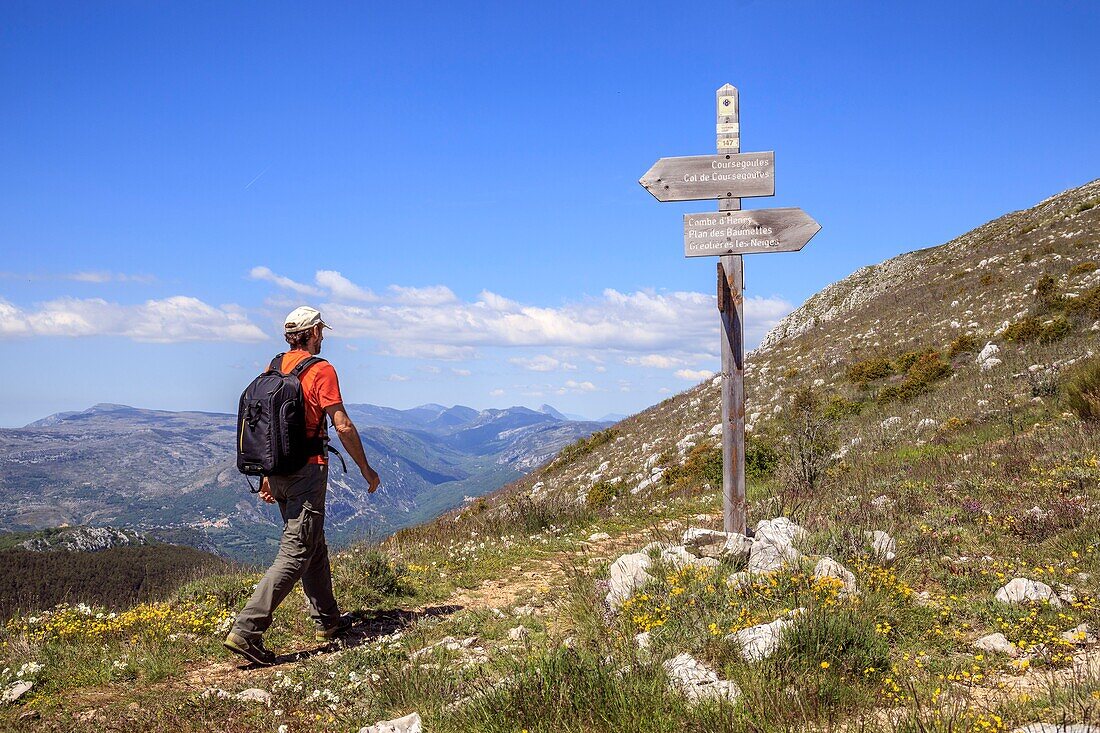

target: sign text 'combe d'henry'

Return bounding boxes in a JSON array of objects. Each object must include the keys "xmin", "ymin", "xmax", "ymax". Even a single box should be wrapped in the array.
[{"xmin": 682, "ymin": 208, "xmax": 821, "ymax": 257}]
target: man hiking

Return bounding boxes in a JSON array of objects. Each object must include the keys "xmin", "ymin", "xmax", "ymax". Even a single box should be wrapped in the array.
[{"xmin": 224, "ymin": 306, "xmax": 381, "ymax": 666}]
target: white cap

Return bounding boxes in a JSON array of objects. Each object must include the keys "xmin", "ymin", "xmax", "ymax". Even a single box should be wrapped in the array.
[{"xmin": 283, "ymin": 306, "xmax": 330, "ymax": 334}]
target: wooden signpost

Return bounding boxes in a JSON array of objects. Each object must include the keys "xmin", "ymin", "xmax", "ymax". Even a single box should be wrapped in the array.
[{"xmin": 640, "ymin": 84, "xmax": 821, "ymax": 535}]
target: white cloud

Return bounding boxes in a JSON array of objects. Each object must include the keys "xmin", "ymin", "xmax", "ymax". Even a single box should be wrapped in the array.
[
  {"xmin": 489, "ymin": 388, "xmax": 505, "ymax": 397},
  {"xmin": 315, "ymin": 270, "xmax": 377, "ymax": 302},
  {"xmin": 419, "ymin": 365, "xmax": 442, "ymax": 374},
  {"xmin": 675, "ymin": 368, "xmax": 716, "ymax": 381},
  {"xmin": 385, "ymin": 374, "xmax": 410, "ymax": 382},
  {"xmin": 509, "ymin": 355, "xmax": 578, "ymax": 372},
  {"xmin": 557, "ymin": 379, "xmax": 597, "ymax": 395},
  {"xmin": 625, "ymin": 354, "xmax": 685, "ymax": 369},
  {"xmin": 320, "ymin": 289, "xmax": 791, "ymax": 358},
  {"xmin": 249, "ymin": 266, "xmax": 323, "ymax": 296},
  {"xmin": 377, "ymin": 342, "xmax": 477, "ymax": 360},
  {"xmin": 248, "ymin": 273, "xmax": 795, "ymax": 363},
  {"xmin": 0, "ymin": 296, "xmax": 267, "ymax": 343},
  {"xmin": 67, "ymin": 271, "xmax": 157, "ymax": 284},
  {"xmin": 387, "ymin": 285, "xmax": 457, "ymax": 306},
  {"xmin": 451, "ymin": 368, "xmax": 472, "ymax": 377},
  {"xmin": 1, "ymin": 271, "xmax": 156, "ymax": 284}
]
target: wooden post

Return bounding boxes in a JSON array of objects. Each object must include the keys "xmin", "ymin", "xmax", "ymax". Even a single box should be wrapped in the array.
[{"xmin": 716, "ymin": 83, "xmax": 747, "ymax": 534}]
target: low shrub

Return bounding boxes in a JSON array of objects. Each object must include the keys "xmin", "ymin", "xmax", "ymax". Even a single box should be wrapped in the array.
[
  {"xmin": 1063, "ymin": 358, "xmax": 1100, "ymax": 421},
  {"xmin": 1065, "ymin": 284, "xmax": 1100, "ymax": 318},
  {"xmin": 585, "ymin": 480, "xmax": 619, "ymax": 510},
  {"xmin": 1069, "ymin": 261, "xmax": 1099, "ymax": 277},
  {"xmin": 333, "ymin": 548, "xmax": 411, "ymax": 607},
  {"xmin": 1035, "ymin": 274, "xmax": 1063, "ymax": 309},
  {"xmin": 745, "ymin": 438, "xmax": 780, "ymax": 478},
  {"xmin": 1039, "ymin": 315, "xmax": 1072, "ymax": 344},
  {"xmin": 1003, "ymin": 316, "xmax": 1041, "ymax": 343},
  {"xmin": 555, "ymin": 427, "xmax": 619, "ymax": 466},
  {"xmin": 878, "ymin": 350, "xmax": 953, "ymax": 403},
  {"xmin": 822, "ymin": 394, "xmax": 863, "ymax": 420},
  {"xmin": 662, "ymin": 443, "xmax": 722, "ymax": 491},
  {"xmin": 845, "ymin": 356, "xmax": 893, "ymax": 385},
  {"xmin": 946, "ymin": 333, "xmax": 979, "ymax": 358}
]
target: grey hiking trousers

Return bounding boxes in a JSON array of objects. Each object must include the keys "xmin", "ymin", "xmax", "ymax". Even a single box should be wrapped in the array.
[{"xmin": 232, "ymin": 463, "xmax": 341, "ymax": 641}]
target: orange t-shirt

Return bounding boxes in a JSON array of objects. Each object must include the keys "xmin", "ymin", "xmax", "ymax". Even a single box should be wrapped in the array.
[{"xmin": 278, "ymin": 350, "xmax": 343, "ymax": 465}]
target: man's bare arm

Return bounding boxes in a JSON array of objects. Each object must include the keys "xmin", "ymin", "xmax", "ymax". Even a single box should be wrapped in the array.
[{"xmin": 325, "ymin": 403, "xmax": 380, "ymax": 492}]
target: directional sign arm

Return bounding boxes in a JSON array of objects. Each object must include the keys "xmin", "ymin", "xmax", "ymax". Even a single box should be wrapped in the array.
[
  {"xmin": 638, "ymin": 151, "xmax": 775, "ymax": 202},
  {"xmin": 683, "ymin": 207, "xmax": 821, "ymax": 257}
]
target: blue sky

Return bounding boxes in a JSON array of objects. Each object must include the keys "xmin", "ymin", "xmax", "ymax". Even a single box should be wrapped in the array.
[{"xmin": 2, "ymin": 1, "xmax": 1098, "ymax": 426}]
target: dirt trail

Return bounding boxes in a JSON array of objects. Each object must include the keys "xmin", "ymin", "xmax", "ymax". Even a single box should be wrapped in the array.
[{"xmin": 177, "ymin": 523, "xmax": 670, "ymax": 693}]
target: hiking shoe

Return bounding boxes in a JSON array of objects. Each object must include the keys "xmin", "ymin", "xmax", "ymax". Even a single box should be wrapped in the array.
[
  {"xmin": 223, "ymin": 631, "xmax": 277, "ymax": 666},
  {"xmin": 315, "ymin": 613, "xmax": 355, "ymax": 641}
]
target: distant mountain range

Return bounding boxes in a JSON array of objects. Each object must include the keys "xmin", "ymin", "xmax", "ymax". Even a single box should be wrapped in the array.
[{"xmin": 0, "ymin": 402, "xmax": 611, "ymax": 563}]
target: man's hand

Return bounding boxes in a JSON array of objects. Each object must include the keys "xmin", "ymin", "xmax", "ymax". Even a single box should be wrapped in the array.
[
  {"xmin": 362, "ymin": 465, "xmax": 381, "ymax": 493},
  {"xmin": 258, "ymin": 477, "xmax": 275, "ymax": 504}
]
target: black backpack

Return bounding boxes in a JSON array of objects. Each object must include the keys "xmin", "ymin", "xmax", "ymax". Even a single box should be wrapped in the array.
[{"xmin": 236, "ymin": 353, "xmax": 327, "ymax": 484}]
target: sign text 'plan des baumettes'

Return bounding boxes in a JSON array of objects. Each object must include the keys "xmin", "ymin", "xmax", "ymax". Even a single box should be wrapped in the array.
[{"xmin": 683, "ymin": 207, "xmax": 821, "ymax": 257}]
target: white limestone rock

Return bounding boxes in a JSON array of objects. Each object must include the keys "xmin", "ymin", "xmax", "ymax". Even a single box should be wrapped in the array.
[
  {"xmin": 1061, "ymin": 623, "xmax": 1096, "ymax": 645},
  {"xmin": 727, "ymin": 613, "xmax": 799, "ymax": 662},
  {"xmin": 747, "ymin": 517, "xmax": 805, "ymax": 574},
  {"xmin": 587, "ymin": 532, "xmax": 611, "ymax": 542},
  {"xmin": 234, "ymin": 688, "xmax": 272, "ymax": 705},
  {"xmin": 1, "ymin": 681, "xmax": 33, "ymax": 705},
  {"xmin": 721, "ymin": 533, "xmax": 754, "ymax": 563},
  {"xmin": 814, "ymin": 557, "xmax": 859, "ymax": 598},
  {"xmin": 866, "ymin": 530, "xmax": 897, "ymax": 562},
  {"xmin": 606, "ymin": 552, "xmax": 654, "ymax": 608},
  {"xmin": 662, "ymin": 653, "xmax": 741, "ymax": 704},
  {"xmin": 995, "ymin": 578, "xmax": 1063, "ymax": 607},
  {"xmin": 1010, "ymin": 725, "xmax": 1100, "ymax": 733},
  {"xmin": 977, "ymin": 342, "xmax": 1001, "ymax": 369},
  {"xmin": 507, "ymin": 626, "xmax": 530, "ymax": 642},
  {"xmin": 727, "ymin": 571, "xmax": 753, "ymax": 590},
  {"xmin": 681, "ymin": 528, "xmax": 752, "ymax": 562},
  {"xmin": 360, "ymin": 712, "xmax": 423, "ymax": 733},
  {"xmin": 973, "ymin": 632, "xmax": 1018, "ymax": 658}
]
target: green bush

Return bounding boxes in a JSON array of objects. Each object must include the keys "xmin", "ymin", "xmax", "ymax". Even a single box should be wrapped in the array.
[
  {"xmin": 1069, "ymin": 261, "xmax": 1099, "ymax": 277},
  {"xmin": 877, "ymin": 350, "xmax": 953, "ymax": 404},
  {"xmin": 555, "ymin": 427, "xmax": 619, "ymax": 466},
  {"xmin": 1063, "ymin": 358, "xmax": 1100, "ymax": 422},
  {"xmin": 1003, "ymin": 316, "xmax": 1042, "ymax": 343},
  {"xmin": 1039, "ymin": 315, "xmax": 1072, "ymax": 344},
  {"xmin": 745, "ymin": 439, "xmax": 780, "ymax": 478},
  {"xmin": 845, "ymin": 356, "xmax": 894, "ymax": 385},
  {"xmin": 822, "ymin": 394, "xmax": 863, "ymax": 420},
  {"xmin": 585, "ymin": 480, "xmax": 619, "ymax": 510},
  {"xmin": 662, "ymin": 444, "xmax": 722, "ymax": 490},
  {"xmin": 1065, "ymin": 285, "xmax": 1100, "ymax": 318},
  {"xmin": 893, "ymin": 350, "xmax": 924, "ymax": 373},
  {"xmin": 1035, "ymin": 274, "xmax": 1062, "ymax": 309},
  {"xmin": 946, "ymin": 333, "xmax": 979, "ymax": 358}
]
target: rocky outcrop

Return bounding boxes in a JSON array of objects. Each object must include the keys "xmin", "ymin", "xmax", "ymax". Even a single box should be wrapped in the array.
[{"xmin": 662, "ymin": 653, "xmax": 741, "ymax": 704}]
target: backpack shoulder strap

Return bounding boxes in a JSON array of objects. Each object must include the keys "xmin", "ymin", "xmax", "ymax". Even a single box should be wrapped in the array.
[
  {"xmin": 268, "ymin": 353, "xmax": 286, "ymax": 374},
  {"xmin": 290, "ymin": 356, "xmax": 327, "ymax": 378}
]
